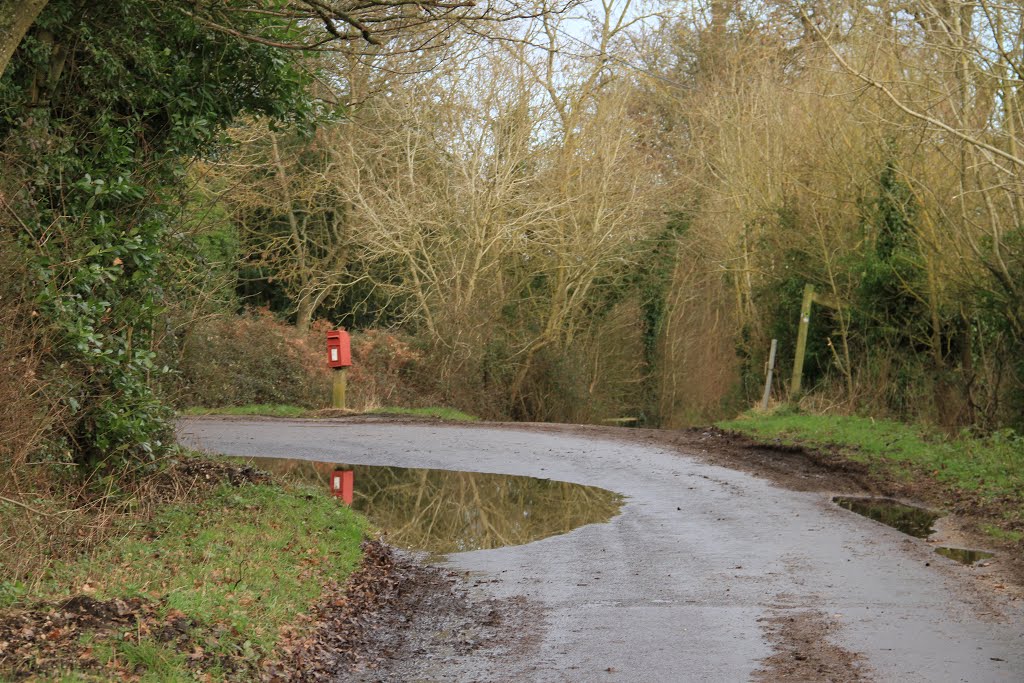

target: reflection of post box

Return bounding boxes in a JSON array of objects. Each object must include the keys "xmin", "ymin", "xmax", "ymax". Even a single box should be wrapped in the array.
[
  {"xmin": 326, "ymin": 329, "xmax": 351, "ymax": 368},
  {"xmin": 330, "ymin": 469, "xmax": 353, "ymax": 505}
]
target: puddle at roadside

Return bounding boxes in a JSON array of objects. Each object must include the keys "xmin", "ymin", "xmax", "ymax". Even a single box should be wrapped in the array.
[
  {"xmin": 832, "ymin": 496, "xmax": 939, "ymax": 538},
  {"xmin": 244, "ymin": 457, "xmax": 623, "ymax": 555},
  {"xmin": 935, "ymin": 547, "xmax": 994, "ymax": 565},
  {"xmin": 833, "ymin": 496, "xmax": 997, "ymax": 566}
]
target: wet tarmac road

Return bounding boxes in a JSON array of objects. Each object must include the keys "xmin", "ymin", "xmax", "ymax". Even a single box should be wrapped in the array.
[{"xmin": 178, "ymin": 418, "xmax": 1024, "ymax": 682}]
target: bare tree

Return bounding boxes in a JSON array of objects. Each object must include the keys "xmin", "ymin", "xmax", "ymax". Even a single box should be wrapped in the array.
[{"xmin": 332, "ymin": 15, "xmax": 664, "ymax": 416}]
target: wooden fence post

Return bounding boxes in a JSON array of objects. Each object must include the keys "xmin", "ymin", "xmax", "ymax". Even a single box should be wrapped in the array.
[
  {"xmin": 791, "ymin": 284, "xmax": 815, "ymax": 396},
  {"xmin": 761, "ymin": 338, "xmax": 778, "ymax": 410}
]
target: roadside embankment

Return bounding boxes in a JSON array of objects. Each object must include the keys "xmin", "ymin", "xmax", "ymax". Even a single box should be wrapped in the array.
[{"xmin": 0, "ymin": 454, "xmax": 367, "ymax": 681}]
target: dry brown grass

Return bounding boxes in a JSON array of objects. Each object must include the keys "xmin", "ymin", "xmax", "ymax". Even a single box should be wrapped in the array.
[
  {"xmin": 0, "ymin": 240, "xmax": 68, "ymax": 588},
  {"xmin": 1, "ymin": 471, "xmax": 142, "ymax": 590},
  {"xmin": 0, "ymin": 451, "xmax": 267, "ymax": 594},
  {"xmin": 0, "ymin": 248, "xmax": 54, "ymax": 470}
]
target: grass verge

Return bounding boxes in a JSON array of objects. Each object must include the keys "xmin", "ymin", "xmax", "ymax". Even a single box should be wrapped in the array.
[
  {"xmin": 369, "ymin": 406, "xmax": 479, "ymax": 422},
  {"xmin": 0, "ymin": 459, "xmax": 366, "ymax": 681},
  {"xmin": 719, "ymin": 410, "xmax": 1024, "ymax": 535},
  {"xmin": 180, "ymin": 404, "xmax": 309, "ymax": 418},
  {"xmin": 180, "ymin": 405, "xmax": 480, "ymax": 422}
]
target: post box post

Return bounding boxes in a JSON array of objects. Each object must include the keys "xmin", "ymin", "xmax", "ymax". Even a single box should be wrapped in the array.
[{"xmin": 332, "ymin": 367, "xmax": 348, "ymax": 410}]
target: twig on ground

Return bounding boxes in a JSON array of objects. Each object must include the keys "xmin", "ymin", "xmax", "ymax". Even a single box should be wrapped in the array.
[{"xmin": 0, "ymin": 494, "xmax": 67, "ymax": 518}]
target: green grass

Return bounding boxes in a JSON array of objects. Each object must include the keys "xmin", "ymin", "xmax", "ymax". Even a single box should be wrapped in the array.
[
  {"xmin": 982, "ymin": 524, "xmax": 1024, "ymax": 543},
  {"xmin": 117, "ymin": 639, "xmax": 185, "ymax": 679},
  {"xmin": 719, "ymin": 411, "xmax": 1024, "ymax": 521},
  {"xmin": 20, "ymin": 478, "xmax": 366, "ymax": 680},
  {"xmin": 370, "ymin": 406, "xmax": 479, "ymax": 421},
  {"xmin": 181, "ymin": 403, "xmax": 309, "ymax": 418}
]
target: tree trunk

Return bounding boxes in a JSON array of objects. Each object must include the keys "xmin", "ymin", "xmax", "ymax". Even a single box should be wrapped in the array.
[
  {"xmin": 0, "ymin": 0, "xmax": 49, "ymax": 80},
  {"xmin": 295, "ymin": 292, "xmax": 314, "ymax": 333}
]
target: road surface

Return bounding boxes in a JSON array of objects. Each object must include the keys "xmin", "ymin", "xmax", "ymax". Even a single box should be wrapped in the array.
[{"xmin": 178, "ymin": 417, "xmax": 1024, "ymax": 682}]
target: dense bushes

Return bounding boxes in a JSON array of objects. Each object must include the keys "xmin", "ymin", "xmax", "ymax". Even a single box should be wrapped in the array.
[
  {"xmin": 347, "ymin": 330, "xmax": 439, "ymax": 411},
  {"xmin": 0, "ymin": 0, "xmax": 315, "ymax": 467},
  {"xmin": 162, "ymin": 310, "xmax": 330, "ymax": 409}
]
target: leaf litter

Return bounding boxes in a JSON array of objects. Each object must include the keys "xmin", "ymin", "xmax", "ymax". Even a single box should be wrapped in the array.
[{"xmin": 265, "ymin": 539, "xmax": 536, "ymax": 682}]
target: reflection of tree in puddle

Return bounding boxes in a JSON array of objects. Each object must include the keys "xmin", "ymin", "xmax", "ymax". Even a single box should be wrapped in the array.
[
  {"xmin": 245, "ymin": 457, "xmax": 622, "ymax": 554},
  {"xmin": 833, "ymin": 496, "xmax": 938, "ymax": 538}
]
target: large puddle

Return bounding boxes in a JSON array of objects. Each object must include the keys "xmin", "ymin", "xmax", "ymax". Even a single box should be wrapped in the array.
[{"xmin": 243, "ymin": 457, "xmax": 623, "ymax": 555}]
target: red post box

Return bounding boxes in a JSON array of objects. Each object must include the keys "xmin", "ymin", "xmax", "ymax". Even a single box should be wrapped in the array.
[
  {"xmin": 326, "ymin": 329, "xmax": 352, "ymax": 368},
  {"xmin": 330, "ymin": 469, "xmax": 354, "ymax": 505}
]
